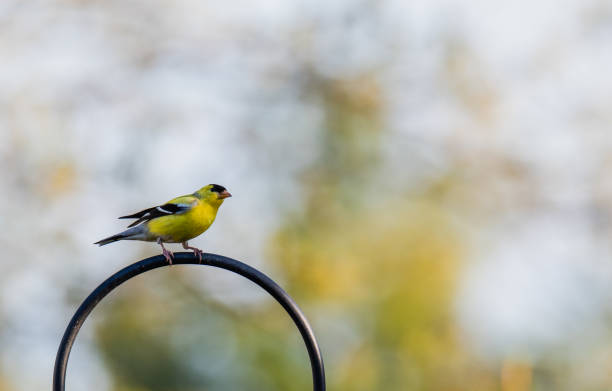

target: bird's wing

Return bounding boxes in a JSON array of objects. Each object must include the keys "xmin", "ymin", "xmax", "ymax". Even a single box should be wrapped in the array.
[{"xmin": 119, "ymin": 195, "xmax": 197, "ymax": 228}]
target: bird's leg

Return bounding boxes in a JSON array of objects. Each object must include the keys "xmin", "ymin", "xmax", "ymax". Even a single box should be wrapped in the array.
[
  {"xmin": 157, "ymin": 238, "xmax": 174, "ymax": 265},
  {"xmin": 182, "ymin": 241, "xmax": 203, "ymax": 264}
]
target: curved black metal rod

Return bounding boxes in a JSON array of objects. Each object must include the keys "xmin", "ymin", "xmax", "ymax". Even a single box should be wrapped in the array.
[{"xmin": 53, "ymin": 252, "xmax": 326, "ymax": 391}]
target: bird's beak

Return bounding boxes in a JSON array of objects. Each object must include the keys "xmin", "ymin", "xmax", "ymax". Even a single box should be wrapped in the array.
[{"xmin": 218, "ymin": 190, "xmax": 232, "ymax": 199}]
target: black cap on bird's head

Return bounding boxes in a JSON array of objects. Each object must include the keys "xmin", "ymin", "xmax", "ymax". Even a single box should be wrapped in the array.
[{"xmin": 210, "ymin": 184, "xmax": 232, "ymax": 199}]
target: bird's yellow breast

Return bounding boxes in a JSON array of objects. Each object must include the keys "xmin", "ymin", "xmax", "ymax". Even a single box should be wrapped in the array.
[{"xmin": 146, "ymin": 201, "xmax": 217, "ymax": 243}]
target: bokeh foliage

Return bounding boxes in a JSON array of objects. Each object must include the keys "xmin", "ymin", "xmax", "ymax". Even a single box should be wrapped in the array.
[{"xmin": 1, "ymin": 1, "xmax": 611, "ymax": 390}]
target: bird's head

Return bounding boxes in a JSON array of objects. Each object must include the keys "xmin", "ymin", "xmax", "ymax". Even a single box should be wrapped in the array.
[{"xmin": 196, "ymin": 184, "xmax": 232, "ymax": 206}]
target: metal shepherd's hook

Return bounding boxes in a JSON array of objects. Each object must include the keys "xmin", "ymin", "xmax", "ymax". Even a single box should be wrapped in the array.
[{"xmin": 53, "ymin": 252, "xmax": 326, "ymax": 391}]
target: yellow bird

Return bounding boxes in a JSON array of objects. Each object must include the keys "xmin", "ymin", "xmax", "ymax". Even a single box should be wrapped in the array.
[{"xmin": 95, "ymin": 184, "xmax": 231, "ymax": 264}]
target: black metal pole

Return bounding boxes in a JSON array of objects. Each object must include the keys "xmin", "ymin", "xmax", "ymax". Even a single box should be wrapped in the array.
[{"xmin": 53, "ymin": 252, "xmax": 325, "ymax": 391}]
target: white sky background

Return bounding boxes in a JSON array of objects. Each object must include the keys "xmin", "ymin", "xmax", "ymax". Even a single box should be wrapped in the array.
[{"xmin": 1, "ymin": 0, "xmax": 612, "ymax": 389}]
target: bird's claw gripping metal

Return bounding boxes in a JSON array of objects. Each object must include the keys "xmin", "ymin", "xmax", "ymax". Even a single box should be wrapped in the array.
[
  {"xmin": 192, "ymin": 248, "xmax": 203, "ymax": 264},
  {"xmin": 157, "ymin": 238, "xmax": 174, "ymax": 265},
  {"xmin": 162, "ymin": 247, "xmax": 174, "ymax": 265},
  {"xmin": 182, "ymin": 242, "xmax": 203, "ymax": 264}
]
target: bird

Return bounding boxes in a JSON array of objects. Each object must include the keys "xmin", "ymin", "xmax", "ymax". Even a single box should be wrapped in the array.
[{"xmin": 95, "ymin": 184, "xmax": 231, "ymax": 264}]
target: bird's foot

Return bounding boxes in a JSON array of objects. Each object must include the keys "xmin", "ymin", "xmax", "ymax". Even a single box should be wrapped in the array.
[
  {"xmin": 162, "ymin": 247, "xmax": 174, "ymax": 265},
  {"xmin": 192, "ymin": 248, "xmax": 203, "ymax": 264},
  {"xmin": 182, "ymin": 242, "xmax": 203, "ymax": 264},
  {"xmin": 158, "ymin": 238, "xmax": 174, "ymax": 265}
]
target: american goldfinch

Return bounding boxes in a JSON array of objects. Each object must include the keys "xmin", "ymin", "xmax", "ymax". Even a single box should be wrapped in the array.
[{"xmin": 95, "ymin": 184, "xmax": 231, "ymax": 264}]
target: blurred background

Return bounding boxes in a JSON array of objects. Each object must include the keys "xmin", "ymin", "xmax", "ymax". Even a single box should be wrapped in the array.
[{"xmin": 1, "ymin": 0, "xmax": 612, "ymax": 390}]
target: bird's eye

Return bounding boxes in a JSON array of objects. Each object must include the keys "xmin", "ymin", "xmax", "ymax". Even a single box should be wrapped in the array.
[{"xmin": 210, "ymin": 184, "xmax": 226, "ymax": 193}]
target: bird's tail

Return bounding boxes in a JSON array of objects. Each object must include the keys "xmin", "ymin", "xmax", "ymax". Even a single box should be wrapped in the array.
[
  {"xmin": 94, "ymin": 233, "xmax": 126, "ymax": 246},
  {"xmin": 95, "ymin": 226, "xmax": 146, "ymax": 246}
]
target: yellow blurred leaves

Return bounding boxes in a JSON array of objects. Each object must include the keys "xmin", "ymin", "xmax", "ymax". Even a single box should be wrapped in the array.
[
  {"xmin": 273, "ymin": 197, "xmax": 461, "ymax": 302},
  {"xmin": 43, "ymin": 162, "xmax": 77, "ymax": 198},
  {"xmin": 335, "ymin": 343, "xmax": 380, "ymax": 391},
  {"xmin": 270, "ymin": 191, "xmax": 498, "ymax": 389},
  {"xmin": 501, "ymin": 360, "xmax": 532, "ymax": 391}
]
